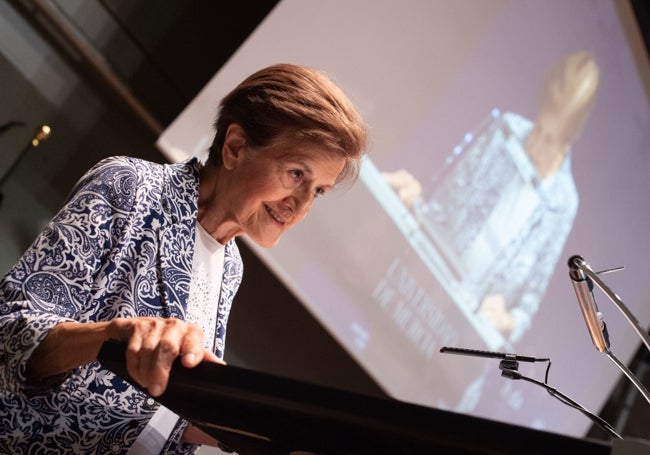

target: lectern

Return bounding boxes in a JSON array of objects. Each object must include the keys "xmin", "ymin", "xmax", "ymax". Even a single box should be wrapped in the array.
[{"xmin": 97, "ymin": 341, "xmax": 611, "ymax": 454}]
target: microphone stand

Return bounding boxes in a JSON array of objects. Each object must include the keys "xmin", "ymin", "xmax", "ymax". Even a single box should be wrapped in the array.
[
  {"xmin": 441, "ymin": 347, "xmax": 623, "ymax": 440},
  {"xmin": 569, "ymin": 256, "xmax": 650, "ymax": 407},
  {"xmin": 498, "ymin": 358, "xmax": 622, "ymax": 440}
]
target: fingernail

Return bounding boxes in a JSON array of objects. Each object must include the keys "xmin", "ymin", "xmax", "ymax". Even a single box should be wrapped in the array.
[
  {"xmin": 149, "ymin": 384, "xmax": 162, "ymax": 397},
  {"xmin": 184, "ymin": 353, "xmax": 196, "ymax": 364}
]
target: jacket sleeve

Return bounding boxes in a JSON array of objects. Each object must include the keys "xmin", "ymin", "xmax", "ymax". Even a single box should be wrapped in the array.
[{"xmin": 0, "ymin": 156, "xmax": 138, "ymax": 396}]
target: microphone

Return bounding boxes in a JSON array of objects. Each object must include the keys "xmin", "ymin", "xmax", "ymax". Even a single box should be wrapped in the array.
[
  {"xmin": 568, "ymin": 255, "xmax": 609, "ymax": 352},
  {"xmin": 439, "ymin": 346, "xmax": 547, "ymax": 363},
  {"xmin": 440, "ymin": 347, "xmax": 551, "ymax": 381}
]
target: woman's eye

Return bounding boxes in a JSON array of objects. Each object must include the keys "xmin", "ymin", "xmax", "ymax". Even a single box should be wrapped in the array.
[
  {"xmin": 314, "ymin": 188, "xmax": 326, "ymax": 198},
  {"xmin": 289, "ymin": 169, "xmax": 303, "ymax": 181}
]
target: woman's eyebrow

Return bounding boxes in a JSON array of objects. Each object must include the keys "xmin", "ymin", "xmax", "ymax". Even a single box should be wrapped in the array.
[{"xmin": 293, "ymin": 160, "xmax": 313, "ymax": 175}]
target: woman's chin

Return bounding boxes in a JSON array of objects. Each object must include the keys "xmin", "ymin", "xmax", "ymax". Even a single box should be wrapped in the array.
[{"xmin": 249, "ymin": 233, "xmax": 282, "ymax": 249}]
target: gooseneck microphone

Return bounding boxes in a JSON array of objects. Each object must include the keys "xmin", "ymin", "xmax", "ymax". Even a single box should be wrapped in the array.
[
  {"xmin": 439, "ymin": 345, "xmax": 622, "ymax": 439},
  {"xmin": 566, "ymin": 255, "xmax": 650, "ymax": 408},
  {"xmin": 439, "ymin": 346, "xmax": 547, "ymax": 363},
  {"xmin": 567, "ymin": 255, "xmax": 609, "ymax": 352}
]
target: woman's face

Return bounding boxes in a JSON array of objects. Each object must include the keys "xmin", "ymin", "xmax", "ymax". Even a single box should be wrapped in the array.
[{"xmin": 227, "ymin": 141, "xmax": 346, "ymax": 248}]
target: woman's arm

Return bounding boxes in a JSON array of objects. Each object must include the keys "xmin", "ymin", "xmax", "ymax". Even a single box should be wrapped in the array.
[{"xmin": 26, "ymin": 317, "xmax": 223, "ymax": 397}]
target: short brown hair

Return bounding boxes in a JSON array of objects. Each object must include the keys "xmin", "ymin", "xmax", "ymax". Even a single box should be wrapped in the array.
[{"xmin": 208, "ymin": 63, "xmax": 368, "ymax": 185}]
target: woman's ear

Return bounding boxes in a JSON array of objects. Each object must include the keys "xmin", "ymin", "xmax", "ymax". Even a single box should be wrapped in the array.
[{"xmin": 222, "ymin": 124, "xmax": 247, "ymax": 170}]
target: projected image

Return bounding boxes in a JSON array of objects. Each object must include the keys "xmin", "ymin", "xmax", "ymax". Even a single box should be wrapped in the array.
[
  {"xmin": 157, "ymin": 0, "xmax": 650, "ymax": 440},
  {"xmin": 373, "ymin": 51, "xmax": 600, "ymax": 347}
]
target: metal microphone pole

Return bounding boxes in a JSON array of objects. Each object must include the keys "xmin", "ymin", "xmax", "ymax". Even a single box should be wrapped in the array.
[{"xmin": 568, "ymin": 255, "xmax": 650, "ymax": 406}]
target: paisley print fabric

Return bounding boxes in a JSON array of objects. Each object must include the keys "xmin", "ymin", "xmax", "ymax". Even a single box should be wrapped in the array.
[{"xmin": 0, "ymin": 156, "xmax": 243, "ymax": 454}]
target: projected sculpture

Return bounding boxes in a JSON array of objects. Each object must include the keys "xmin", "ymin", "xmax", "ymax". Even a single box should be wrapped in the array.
[{"xmin": 383, "ymin": 51, "xmax": 600, "ymax": 343}]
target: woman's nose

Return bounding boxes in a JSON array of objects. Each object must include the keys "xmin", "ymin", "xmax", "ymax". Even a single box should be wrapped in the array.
[{"xmin": 291, "ymin": 186, "xmax": 314, "ymax": 215}]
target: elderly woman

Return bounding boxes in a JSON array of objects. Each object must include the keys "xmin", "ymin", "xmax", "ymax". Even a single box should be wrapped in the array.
[{"xmin": 0, "ymin": 63, "xmax": 367, "ymax": 454}]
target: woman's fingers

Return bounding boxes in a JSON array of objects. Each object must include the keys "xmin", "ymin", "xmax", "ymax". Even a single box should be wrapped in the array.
[
  {"xmin": 200, "ymin": 349, "xmax": 226, "ymax": 365},
  {"xmin": 178, "ymin": 325, "xmax": 205, "ymax": 368},
  {"xmin": 140, "ymin": 321, "xmax": 185, "ymax": 397},
  {"xmin": 109, "ymin": 317, "xmax": 207, "ymax": 397}
]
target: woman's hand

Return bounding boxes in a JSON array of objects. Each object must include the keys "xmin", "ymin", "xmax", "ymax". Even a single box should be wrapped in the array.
[
  {"xmin": 106, "ymin": 317, "xmax": 225, "ymax": 397},
  {"xmin": 382, "ymin": 169, "xmax": 423, "ymax": 206},
  {"xmin": 479, "ymin": 294, "xmax": 515, "ymax": 333},
  {"xmin": 26, "ymin": 317, "xmax": 224, "ymax": 397}
]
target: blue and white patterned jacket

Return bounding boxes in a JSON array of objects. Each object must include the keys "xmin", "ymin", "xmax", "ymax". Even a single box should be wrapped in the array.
[{"xmin": 0, "ymin": 156, "xmax": 243, "ymax": 454}]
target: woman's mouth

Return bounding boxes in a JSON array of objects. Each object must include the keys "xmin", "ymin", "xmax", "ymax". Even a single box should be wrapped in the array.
[{"xmin": 265, "ymin": 204, "xmax": 287, "ymax": 225}]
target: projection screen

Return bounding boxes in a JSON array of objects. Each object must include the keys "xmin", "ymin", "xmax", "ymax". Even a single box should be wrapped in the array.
[{"xmin": 157, "ymin": 0, "xmax": 650, "ymax": 438}]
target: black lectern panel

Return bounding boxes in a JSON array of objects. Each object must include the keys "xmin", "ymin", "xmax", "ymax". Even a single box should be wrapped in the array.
[{"xmin": 97, "ymin": 341, "xmax": 611, "ymax": 455}]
